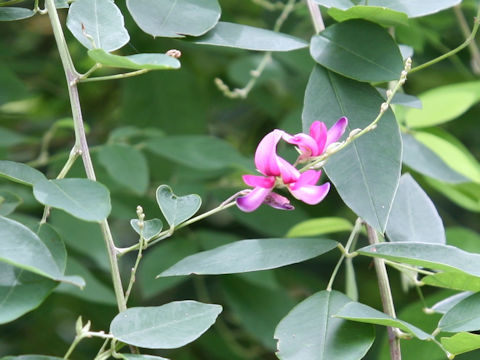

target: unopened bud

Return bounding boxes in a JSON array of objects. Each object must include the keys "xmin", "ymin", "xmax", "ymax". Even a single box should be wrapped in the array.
[
  {"xmin": 386, "ymin": 89, "xmax": 393, "ymax": 98},
  {"xmin": 348, "ymin": 128, "xmax": 362, "ymax": 138},
  {"xmin": 380, "ymin": 102, "xmax": 389, "ymax": 113},
  {"xmin": 405, "ymin": 57, "xmax": 412, "ymax": 71},
  {"xmin": 166, "ymin": 49, "xmax": 182, "ymax": 58},
  {"xmin": 136, "ymin": 205, "xmax": 143, "ymax": 217},
  {"xmin": 75, "ymin": 316, "xmax": 83, "ymax": 335},
  {"xmin": 326, "ymin": 141, "xmax": 342, "ymax": 154},
  {"xmin": 401, "ymin": 70, "xmax": 408, "ymax": 78}
]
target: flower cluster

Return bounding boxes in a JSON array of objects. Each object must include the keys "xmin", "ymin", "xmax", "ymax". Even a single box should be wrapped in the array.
[{"xmin": 236, "ymin": 117, "xmax": 348, "ymax": 212}]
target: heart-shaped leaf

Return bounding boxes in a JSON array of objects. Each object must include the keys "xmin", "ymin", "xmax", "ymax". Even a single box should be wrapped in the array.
[
  {"xmin": 130, "ymin": 218, "xmax": 163, "ymax": 241},
  {"xmin": 156, "ymin": 185, "xmax": 201, "ymax": 228}
]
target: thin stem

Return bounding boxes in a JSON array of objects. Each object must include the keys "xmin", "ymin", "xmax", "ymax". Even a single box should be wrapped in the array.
[
  {"xmin": 79, "ymin": 63, "xmax": 103, "ymax": 80},
  {"xmin": 63, "ymin": 335, "xmax": 83, "ymax": 359},
  {"xmin": 366, "ymin": 224, "xmax": 401, "ymax": 360},
  {"xmin": 78, "ymin": 69, "xmax": 149, "ymax": 83},
  {"xmin": 306, "ymin": 0, "xmax": 325, "ymax": 33},
  {"xmin": 125, "ymin": 235, "xmax": 145, "ymax": 303},
  {"xmin": 454, "ymin": 4, "xmax": 480, "ymax": 74},
  {"xmin": 326, "ymin": 217, "xmax": 363, "ymax": 291},
  {"xmin": 45, "ymin": 0, "xmax": 127, "ymax": 315},
  {"xmin": 410, "ymin": 6, "xmax": 480, "ymax": 74}
]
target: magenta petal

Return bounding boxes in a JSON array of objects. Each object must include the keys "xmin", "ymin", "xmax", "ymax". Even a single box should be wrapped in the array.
[
  {"xmin": 289, "ymin": 182, "xmax": 331, "ymax": 205},
  {"xmin": 254, "ymin": 130, "xmax": 285, "ymax": 176},
  {"xmin": 236, "ymin": 187, "xmax": 272, "ymax": 212},
  {"xmin": 309, "ymin": 121, "xmax": 328, "ymax": 155},
  {"xmin": 265, "ymin": 192, "xmax": 294, "ymax": 210},
  {"xmin": 278, "ymin": 157, "xmax": 300, "ymax": 184},
  {"xmin": 326, "ymin": 117, "xmax": 348, "ymax": 148},
  {"xmin": 242, "ymin": 175, "xmax": 275, "ymax": 188},
  {"xmin": 290, "ymin": 170, "xmax": 322, "ymax": 190},
  {"xmin": 283, "ymin": 133, "xmax": 319, "ymax": 158}
]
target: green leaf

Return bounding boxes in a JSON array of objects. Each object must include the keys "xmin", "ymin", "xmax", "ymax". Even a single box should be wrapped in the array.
[
  {"xmin": 447, "ymin": 227, "xmax": 480, "ymax": 254},
  {"xmin": 66, "ymin": 0, "xmax": 129, "ymax": 51},
  {"xmin": 0, "ymin": 126, "xmax": 28, "ymax": 147},
  {"xmin": 422, "ymin": 272, "xmax": 480, "ymax": 292},
  {"xmin": 432, "ymin": 292, "xmax": 473, "ymax": 314},
  {"xmin": 286, "ymin": 217, "xmax": 353, "ymax": 237},
  {"xmin": 425, "ymin": 178, "xmax": 480, "ymax": 212},
  {"xmin": 413, "ymin": 129, "xmax": 480, "ymax": 184},
  {"xmin": 0, "ymin": 217, "xmax": 82, "ymax": 286},
  {"xmin": 156, "ymin": 185, "xmax": 201, "ymax": 228},
  {"xmin": 402, "ymin": 132, "xmax": 468, "ymax": 184},
  {"xmin": 386, "ymin": 174, "xmax": 445, "ymax": 244},
  {"xmin": 439, "ymin": 292, "xmax": 480, "ymax": 332},
  {"xmin": 158, "ymin": 238, "xmax": 338, "ymax": 277},
  {"xmin": 345, "ymin": 257, "xmax": 358, "ymax": 301},
  {"xmin": 0, "ymin": 160, "xmax": 46, "ymax": 186},
  {"xmin": 0, "ymin": 7, "xmax": 34, "ymax": 21},
  {"xmin": 87, "ymin": 49, "xmax": 180, "ymax": 70},
  {"xmin": 0, "ymin": 65, "xmax": 30, "ymax": 106},
  {"xmin": 146, "ymin": 136, "xmax": 252, "ymax": 171},
  {"xmin": 120, "ymin": 355, "xmax": 169, "ymax": 360},
  {"xmin": 274, "ymin": 290, "xmax": 374, "ymax": 360},
  {"xmin": 405, "ymin": 82, "xmax": 480, "ymax": 128},
  {"xmin": 328, "ymin": 6, "xmax": 409, "ymax": 27},
  {"xmin": 130, "ymin": 218, "xmax": 163, "ymax": 241},
  {"xmin": 33, "ymin": 179, "xmax": 111, "ymax": 222},
  {"xmin": 110, "ymin": 301, "xmax": 222, "ymax": 348},
  {"xmin": 127, "ymin": 0, "xmax": 220, "ymax": 38},
  {"xmin": 336, "ymin": 301, "xmax": 431, "ymax": 340},
  {"xmin": 98, "ymin": 144, "xmax": 149, "ymax": 195},
  {"xmin": 0, "ymin": 190, "xmax": 22, "ymax": 216},
  {"xmin": 314, "ymin": 0, "xmax": 461, "ymax": 18},
  {"xmin": 377, "ymin": 88, "xmax": 422, "ymax": 108},
  {"xmin": 357, "ymin": 242, "xmax": 480, "ymax": 278},
  {"xmin": 194, "ymin": 22, "xmax": 308, "ymax": 51},
  {"xmin": 1, "ymin": 356, "xmax": 63, "ymax": 360},
  {"xmin": 303, "ymin": 66, "xmax": 402, "ymax": 232},
  {"xmin": 441, "ymin": 332, "xmax": 480, "ymax": 355},
  {"xmin": 310, "ymin": 20, "xmax": 403, "ymax": 82}
]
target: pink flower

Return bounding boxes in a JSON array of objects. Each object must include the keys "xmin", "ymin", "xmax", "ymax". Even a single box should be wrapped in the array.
[
  {"xmin": 284, "ymin": 117, "xmax": 348, "ymax": 161},
  {"xmin": 236, "ymin": 130, "xmax": 330, "ymax": 212}
]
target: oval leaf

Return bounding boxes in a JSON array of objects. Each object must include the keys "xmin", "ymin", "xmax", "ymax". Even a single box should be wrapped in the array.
[
  {"xmin": 88, "ymin": 49, "xmax": 180, "ymax": 70},
  {"xmin": 1, "ymin": 356, "xmax": 64, "ymax": 360},
  {"xmin": 310, "ymin": 20, "xmax": 403, "ymax": 82},
  {"xmin": 432, "ymin": 292, "xmax": 473, "ymax": 315},
  {"xmin": 156, "ymin": 185, "xmax": 201, "ymax": 228},
  {"xmin": 386, "ymin": 174, "xmax": 445, "ymax": 244},
  {"xmin": 0, "ymin": 7, "xmax": 35, "ymax": 21},
  {"xmin": 336, "ymin": 301, "xmax": 432, "ymax": 340},
  {"xmin": 110, "ymin": 301, "xmax": 222, "ymax": 349},
  {"xmin": 66, "ymin": 0, "xmax": 129, "ymax": 51},
  {"xmin": 328, "ymin": 6, "xmax": 409, "ymax": 27},
  {"xmin": 98, "ymin": 144, "xmax": 150, "ymax": 195},
  {"xmin": 439, "ymin": 292, "xmax": 480, "ymax": 332},
  {"xmin": 286, "ymin": 217, "xmax": 353, "ymax": 237},
  {"xmin": 274, "ymin": 290, "xmax": 374, "ymax": 360},
  {"xmin": 303, "ymin": 66, "xmax": 402, "ymax": 232},
  {"xmin": 194, "ymin": 22, "xmax": 308, "ymax": 51},
  {"xmin": 0, "ymin": 190, "xmax": 22, "ymax": 216},
  {"xmin": 33, "ymin": 179, "xmax": 111, "ymax": 222},
  {"xmin": 127, "ymin": 0, "xmax": 220, "ymax": 38},
  {"xmin": 422, "ymin": 272, "xmax": 480, "ymax": 292},
  {"xmin": 158, "ymin": 238, "xmax": 338, "ymax": 277},
  {"xmin": 120, "ymin": 355, "xmax": 169, "ymax": 360},
  {"xmin": 130, "ymin": 218, "xmax": 163, "ymax": 241},
  {"xmin": 441, "ymin": 332, "xmax": 480, "ymax": 356},
  {"xmin": 0, "ymin": 160, "xmax": 46, "ymax": 186}
]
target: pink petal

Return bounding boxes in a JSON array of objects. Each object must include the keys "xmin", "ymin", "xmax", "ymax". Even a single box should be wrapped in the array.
[
  {"xmin": 265, "ymin": 192, "xmax": 294, "ymax": 210},
  {"xmin": 278, "ymin": 157, "xmax": 300, "ymax": 184},
  {"xmin": 326, "ymin": 117, "xmax": 348, "ymax": 148},
  {"xmin": 242, "ymin": 175, "xmax": 275, "ymax": 188},
  {"xmin": 289, "ymin": 182, "xmax": 331, "ymax": 205},
  {"xmin": 290, "ymin": 170, "xmax": 322, "ymax": 190},
  {"xmin": 236, "ymin": 187, "xmax": 272, "ymax": 212},
  {"xmin": 254, "ymin": 130, "xmax": 285, "ymax": 176},
  {"xmin": 309, "ymin": 121, "xmax": 328, "ymax": 155},
  {"xmin": 282, "ymin": 133, "xmax": 319, "ymax": 158}
]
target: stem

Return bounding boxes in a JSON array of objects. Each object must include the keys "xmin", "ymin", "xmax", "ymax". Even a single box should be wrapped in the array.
[
  {"xmin": 326, "ymin": 217, "xmax": 363, "ymax": 291},
  {"xmin": 125, "ymin": 235, "xmax": 145, "ymax": 303},
  {"xmin": 78, "ymin": 69, "xmax": 149, "ymax": 83},
  {"xmin": 366, "ymin": 224, "xmax": 401, "ymax": 360},
  {"xmin": 409, "ymin": 6, "xmax": 480, "ymax": 74},
  {"xmin": 454, "ymin": 4, "xmax": 480, "ymax": 74},
  {"xmin": 306, "ymin": 0, "xmax": 325, "ymax": 33},
  {"xmin": 45, "ymin": 0, "xmax": 127, "ymax": 313},
  {"xmin": 63, "ymin": 335, "xmax": 83, "ymax": 359}
]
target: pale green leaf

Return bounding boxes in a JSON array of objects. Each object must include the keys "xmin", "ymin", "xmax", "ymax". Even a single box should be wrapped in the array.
[
  {"xmin": 328, "ymin": 6, "xmax": 409, "ymax": 26},
  {"xmin": 425, "ymin": 178, "xmax": 480, "ymax": 212},
  {"xmin": 0, "ymin": 190, "xmax": 22, "ymax": 216},
  {"xmin": 88, "ymin": 49, "xmax": 180, "ymax": 70},
  {"xmin": 0, "ymin": 7, "xmax": 34, "ymax": 21},
  {"xmin": 156, "ymin": 185, "xmax": 201, "ymax": 228},
  {"xmin": 432, "ymin": 292, "xmax": 473, "ymax": 314},
  {"xmin": 441, "ymin": 332, "xmax": 480, "ymax": 355},
  {"xmin": 130, "ymin": 218, "xmax": 163, "ymax": 241},
  {"xmin": 0, "ymin": 160, "xmax": 46, "ymax": 186},
  {"xmin": 286, "ymin": 217, "xmax": 353, "ymax": 237},
  {"xmin": 439, "ymin": 292, "xmax": 480, "ymax": 332}
]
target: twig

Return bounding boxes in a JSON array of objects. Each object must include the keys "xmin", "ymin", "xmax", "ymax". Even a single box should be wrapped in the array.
[
  {"xmin": 306, "ymin": 0, "xmax": 325, "ymax": 33},
  {"xmin": 453, "ymin": 4, "xmax": 480, "ymax": 74}
]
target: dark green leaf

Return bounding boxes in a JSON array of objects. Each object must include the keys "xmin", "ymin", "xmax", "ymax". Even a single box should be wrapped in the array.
[
  {"xmin": 328, "ymin": 6, "xmax": 409, "ymax": 27},
  {"xmin": 158, "ymin": 238, "xmax": 338, "ymax": 277},
  {"xmin": 439, "ymin": 292, "xmax": 480, "ymax": 332},
  {"xmin": 303, "ymin": 66, "xmax": 402, "ymax": 232},
  {"xmin": 195, "ymin": 22, "xmax": 308, "ymax": 51},
  {"xmin": 88, "ymin": 49, "xmax": 180, "ymax": 70},
  {"xmin": 0, "ymin": 126, "xmax": 28, "ymax": 147},
  {"xmin": 0, "ymin": 7, "xmax": 34, "ymax": 21},
  {"xmin": 0, "ymin": 190, "xmax": 22, "ymax": 216},
  {"xmin": 98, "ymin": 144, "xmax": 149, "ymax": 195},
  {"xmin": 130, "ymin": 218, "xmax": 163, "ymax": 241},
  {"xmin": 286, "ymin": 217, "xmax": 353, "ymax": 237},
  {"xmin": 386, "ymin": 174, "xmax": 445, "ymax": 244},
  {"xmin": 310, "ymin": 20, "xmax": 403, "ymax": 82},
  {"xmin": 33, "ymin": 179, "xmax": 111, "ymax": 222},
  {"xmin": 336, "ymin": 301, "xmax": 431, "ymax": 339},
  {"xmin": 402, "ymin": 132, "xmax": 468, "ymax": 183},
  {"xmin": 156, "ymin": 185, "xmax": 201, "ymax": 228},
  {"xmin": 66, "ymin": 0, "xmax": 129, "ymax": 51},
  {"xmin": 110, "ymin": 301, "xmax": 222, "ymax": 348},
  {"xmin": 0, "ymin": 160, "xmax": 46, "ymax": 186},
  {"xmin": 120, "ymin": 355, "xmax": 169, "ymax": 360},
  {"xmin": 0, "ymin": 65, "xmax": 30, "ymax": 105},
  {"xmin": 127, "ymin": 0, "xmax": 220, "ymax": 38},
  {"xmin": 1, "ymin": 356, "xmax": 63, "ymax": 360},
  {"xmin": 275, "ymin": 290, "xmax": 374, "ymax": 360},
  {"xmin": 441, "ymin": 332, "xmax": 480, "ymax": 355}
]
